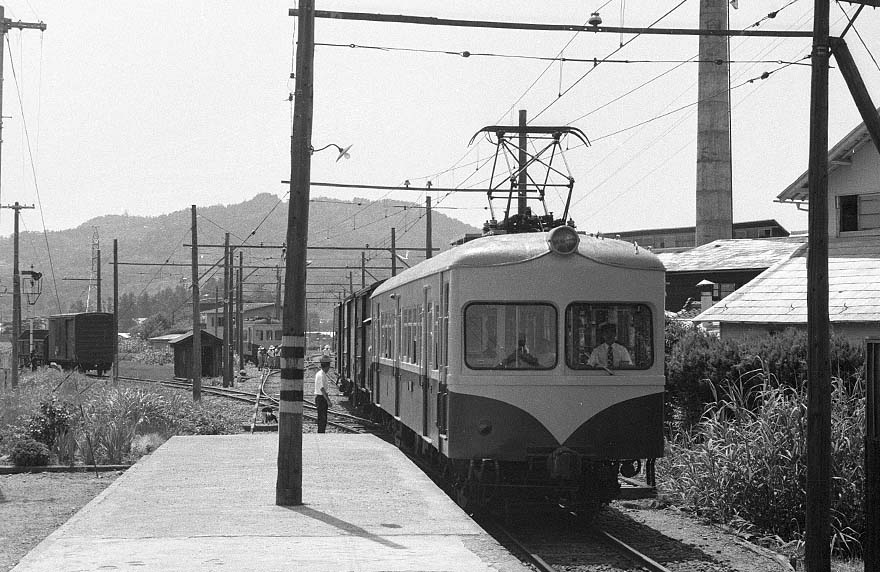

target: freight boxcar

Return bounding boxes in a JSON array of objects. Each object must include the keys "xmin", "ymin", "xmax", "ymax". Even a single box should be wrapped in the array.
[{"xmin": 47, "ymin": 312, "xmax": 115, "ymax": 374}]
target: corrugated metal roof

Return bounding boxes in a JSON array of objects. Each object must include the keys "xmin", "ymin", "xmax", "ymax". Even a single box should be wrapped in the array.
[
  {"xmin": 657, "ymin": 237, "xmax": 806, "ymax": 273},
  {"xmin": 694, "ymin": 237, "xmax": 880, "ymax": 323}
]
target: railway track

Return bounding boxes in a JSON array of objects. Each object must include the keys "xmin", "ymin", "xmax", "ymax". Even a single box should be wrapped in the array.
[
  {"xmin": 483, "ymin": 520, "xmax": 672, "ymax": 572},
  {"xmin": 481, "ymin": 504, "xmax": 752, "ymax": 572},
  {"xmin": 115, "ymin": 373, "xmax": 378, "ymax": 434}
]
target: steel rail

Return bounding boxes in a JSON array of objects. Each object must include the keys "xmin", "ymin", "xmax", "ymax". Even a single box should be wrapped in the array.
[
  {"xmin": 488, "ymin": 521, "xmax": 556, "ymax": 572},
  {"xmin": 116, "ymin": 374, "xmax": 371, "ymax": 433},
  {"xmin": 594, "ymin": 526, "xmax": 673, "ymax": 572}
]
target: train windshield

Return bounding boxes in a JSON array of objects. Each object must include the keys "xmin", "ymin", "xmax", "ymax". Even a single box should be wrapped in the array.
[
  {"xmin": 565, "ymin": 303, "xmax": 653, "ymax": 370},
  {"xmin": 464, "ymin": 303, "xmax": 557, "ymax": 370}
]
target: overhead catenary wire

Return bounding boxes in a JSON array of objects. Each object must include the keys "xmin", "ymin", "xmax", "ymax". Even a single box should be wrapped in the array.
[
  {"xmin": 531, "ymin": 0, "xmax": 690, "ymax": 123},
  {"xmin": 314, "ymin": 41, "xmax": 808, "ymax": 66},
  {"xmin": 432, "ymin": 2, "xmax": 820, "ymax": 232},
  {"xmin": 401, "ymin": 0, "xmax": 814, "ymax": 202}
]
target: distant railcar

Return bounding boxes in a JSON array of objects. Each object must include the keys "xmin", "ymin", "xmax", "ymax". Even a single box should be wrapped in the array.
[
  {"xmin": 335, "ymin": 281, "xmax": 382, "ymax": 405},
  {"xmin": 47, "ymin": 312, "xmax": 115, "ymax": 374},
  {"xmin": 16, "ymin": 329, "xmax": 49, "ymax": 368}
]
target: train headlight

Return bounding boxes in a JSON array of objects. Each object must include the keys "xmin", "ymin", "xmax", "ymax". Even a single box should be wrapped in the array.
[
  {"xmin": 620, "ymin": 459, "xmax": 642, "ymax": 478},
  {"xmin": 478, "ymin": 419, "xmax": 493, "ymax": 436},
  {"xmin": 547, "ymin": 226, "xmax": 579, "ymax": 255}
]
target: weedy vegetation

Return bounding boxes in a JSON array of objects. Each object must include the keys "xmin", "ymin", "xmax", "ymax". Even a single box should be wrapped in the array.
[
  {"xmin": 1, "ymin": 369, "xmax": 242, "ymax": 466},
  {"xmin": 661, "ymin": 321, "xmax": 866, "ymax": 562}
]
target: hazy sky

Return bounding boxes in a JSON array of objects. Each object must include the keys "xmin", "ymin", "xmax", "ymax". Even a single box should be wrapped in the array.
[{"xmin": 0, "ymin": 1, "xmax": 878, "ymax": 241}]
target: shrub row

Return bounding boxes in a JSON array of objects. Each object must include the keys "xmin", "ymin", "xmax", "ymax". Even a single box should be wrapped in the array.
[
  {"xmin": 664, "ymin": 320, "xmax": 863, "ymax": 429},
  {"xmin": 1, "ymin": 372, "xmax": 242, "ymax": 466}
]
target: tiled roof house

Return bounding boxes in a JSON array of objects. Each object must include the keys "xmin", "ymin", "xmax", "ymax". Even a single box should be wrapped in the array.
[{"xmin": 694, "ymin": 114, "xmax": 880, "ymax": 342}]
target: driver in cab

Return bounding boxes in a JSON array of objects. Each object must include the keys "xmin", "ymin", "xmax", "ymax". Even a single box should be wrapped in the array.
[{"xmin": 587, "ymin": 323, "xmax": 633, "ymax": 369}]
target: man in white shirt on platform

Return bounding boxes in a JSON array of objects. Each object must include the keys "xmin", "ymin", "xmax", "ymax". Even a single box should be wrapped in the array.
[{"xmin": 314, "ymin": 355, "xmax": 333, "ymax": 433}]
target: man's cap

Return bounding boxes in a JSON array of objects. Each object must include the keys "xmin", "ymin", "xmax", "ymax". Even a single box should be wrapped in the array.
[{"xmin": 320, "ymin": 355, "xmax": 331, "ymax": 365}]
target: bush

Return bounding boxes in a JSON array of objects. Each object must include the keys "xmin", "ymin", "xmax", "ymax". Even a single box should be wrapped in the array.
[
  {"xmin": 77, "ymin": 388, "xmax": 169, "ymax": 465},
  {"xmin": 664, "ymin": 324, "xmax": 864, "ymax": 430},
  {"xmin": 27, "ymin": 397, "xmax": 75, "ymax": 451},
  {"xmin": 10, "ymin": 438, "xmax": 51, "ymax": 466}
]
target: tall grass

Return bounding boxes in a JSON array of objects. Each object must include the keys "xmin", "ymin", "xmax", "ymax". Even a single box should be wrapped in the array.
[
  {"xmin": 1, "ymin": 370, "xmax": 242, "ymax": 465},
  {"xmin": 661, "ymin": 372, "xmax": 865, "ymax": 557}
]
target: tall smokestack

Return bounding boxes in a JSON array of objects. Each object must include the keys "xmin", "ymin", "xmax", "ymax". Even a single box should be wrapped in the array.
[{"xmin": 695, "ymin": 0, "xmax": 733, "ymax": 246}]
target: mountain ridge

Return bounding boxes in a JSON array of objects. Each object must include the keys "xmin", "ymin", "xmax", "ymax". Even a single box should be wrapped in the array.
[{"xmin": 0, "ymin": 192, "xmax": 481, "ymax": 320}]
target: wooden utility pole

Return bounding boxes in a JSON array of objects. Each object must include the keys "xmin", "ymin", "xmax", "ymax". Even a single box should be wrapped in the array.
[
  {"xmin": 96, "ymin": 249, "xmax": 102, "ymax": 312},
  {"xmin": 223, "ymin": 233, "xmax": 232, "ymax": 387},
  {"xmin": 113, "ymin": 239, "xmax": 119, "ymax": 383},
  {"xmin": 867, "ymin": 339, "xmax": 880, "ymax": 571},
  {"xmin": 0, "ymin": 9, "xmax": 45, "ymax": 202},
  {"xmin": 806, "ymin": 0, "xmax": 831, "ymax": 570},
  {"xmin": 361, "ymin": 251, "xmax": 366, "ymax": 288},
  {"xmin": 277, "ymin": 0, "xmax": 315, "ymax": 506},
  {"xmin": 237, "ymin": 251, "xmax": 244, "ymax": 373},
  {"xmin": 214, "ymin": 286, "xmax": 219, "ymax": 338},
  {"xmin": 517, "ymin": 109, "xmax": 528, "ymax": 215},
  {"xmin": 391, "ymin": 228, "xmax": 397, "ymax": 277},
  {"xmin": 275, "ymin": 265, "xmax": 282, "ymax": 320},
  {"xmin": 425, "ymin": 196, "xmax": 433, "ymax": 259},
  {"xmin": 0, "ymin": 11, "xmax": 44, "ymax": 389},
  {"xmin": 2, "ymin": 202, "xmax": 33, "ymax": 387},
  {"xmin": 191, "ymin": 206, "xmax": 201, "ymax": 401}
]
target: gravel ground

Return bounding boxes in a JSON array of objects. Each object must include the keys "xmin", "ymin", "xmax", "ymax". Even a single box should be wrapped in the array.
[
  {"xmin": 609, "ymin": 499, "xmax": 794, "ymax": 572},
  {"xmin": 0, "ymin": 472, "xmax": 119, "ymax": 572}
]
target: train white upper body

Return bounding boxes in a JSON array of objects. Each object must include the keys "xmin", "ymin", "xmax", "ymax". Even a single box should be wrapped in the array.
[{"xmin": 368, "ymin": 227, "xmax": 665, "ymax": 463}]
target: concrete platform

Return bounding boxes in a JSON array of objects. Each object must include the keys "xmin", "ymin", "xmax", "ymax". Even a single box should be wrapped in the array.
[{"xmin": 12, "ymin": 434, "xmax": 530, "ymax": 572}]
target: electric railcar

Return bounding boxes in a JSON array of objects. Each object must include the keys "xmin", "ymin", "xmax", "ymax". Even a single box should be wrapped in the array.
[{"xmin": 337, "ymin": 226, "xmax": 665, "ymax": 510}]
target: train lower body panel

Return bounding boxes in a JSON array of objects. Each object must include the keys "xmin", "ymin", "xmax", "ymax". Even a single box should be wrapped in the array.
[{"xmin": 368, "ymin": 361, "xmax": 663, "ymax": 509}]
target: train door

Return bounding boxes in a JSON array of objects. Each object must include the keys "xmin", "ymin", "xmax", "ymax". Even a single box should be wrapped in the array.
[
  {"xmin": 421, "ymin": 286, "xmax": 431, "ymax": 436},
  {"xmin": 437, "ymin": 274, "xmax": 449, "ymax": 438},
  {"xmin": 371, "ymin": 301, "xmax": 379, "ymax": 405},
  {"xmin": 345, "ymin": 299, "xmax": 354, "ymax": 382},
  {"xmin": 394, "ymin": 295, "xmax": 401, "ymax": 417},
  {"xmin": 353, "ymin": 296, "xmax": 362, "ymax": 403},
  {"xmin": 333, "ymin": 304, "xmax": 341, "ymax": 371}
]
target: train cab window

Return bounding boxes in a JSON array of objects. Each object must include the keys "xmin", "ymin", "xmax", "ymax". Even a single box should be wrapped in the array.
[
  {"xmin": 464, "ymin": 303, "xmax": 557, "ymax": 370},
  {"xmin": 565, "ymin": 303, "xmax": 653, "ymax": 370}
]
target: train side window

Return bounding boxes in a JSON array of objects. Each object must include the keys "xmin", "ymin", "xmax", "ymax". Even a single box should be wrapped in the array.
[
  {"xmin": 565, "ymin": 303, "xmax": 653, "ymax": 370},
  {"xmin": 464, "ymin": 303, "xmax": 556, "ymax": 370}
]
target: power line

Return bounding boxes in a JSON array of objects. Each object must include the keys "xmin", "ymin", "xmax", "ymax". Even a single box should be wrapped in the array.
[
  {"xmin": 315, "ymin": 41, "xmax": 809, "ymax": 66},
  {"xmin": 531, "ymin": 0, "xmax": 690, "ymax": 122},
  {"xmin": 837, "ymin": 1, "xmax": 880, "ymax": 72}
]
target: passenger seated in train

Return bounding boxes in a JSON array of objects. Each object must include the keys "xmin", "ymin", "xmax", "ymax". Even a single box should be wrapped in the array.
[
  {"xmin": 501, "ymin": 335, "xmax": 539, "ymax": 367},
  {"xmin": 587, "ymin": 323, "xmax": 633, "ymax": 369}
]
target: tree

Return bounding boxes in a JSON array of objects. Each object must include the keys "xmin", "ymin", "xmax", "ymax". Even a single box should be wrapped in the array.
[{"xmin": 131, "ymin": 313, "xmax": 171, "ymax": 340}]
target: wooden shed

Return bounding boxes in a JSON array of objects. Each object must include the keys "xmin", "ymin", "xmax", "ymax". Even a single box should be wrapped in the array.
[{"xmin": 170, "ymin": 330, "xmax": 223, "ymax": 379}]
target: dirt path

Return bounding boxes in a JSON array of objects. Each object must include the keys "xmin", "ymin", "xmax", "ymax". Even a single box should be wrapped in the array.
[{"xmin": 0, "ymin": 472, "xmax": 118, "ymax": 572}]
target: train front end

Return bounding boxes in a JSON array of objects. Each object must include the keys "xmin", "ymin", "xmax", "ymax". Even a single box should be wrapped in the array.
[{"xmin": 443, "ymin": 227, "xmax": 666, "ymax": 509}]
